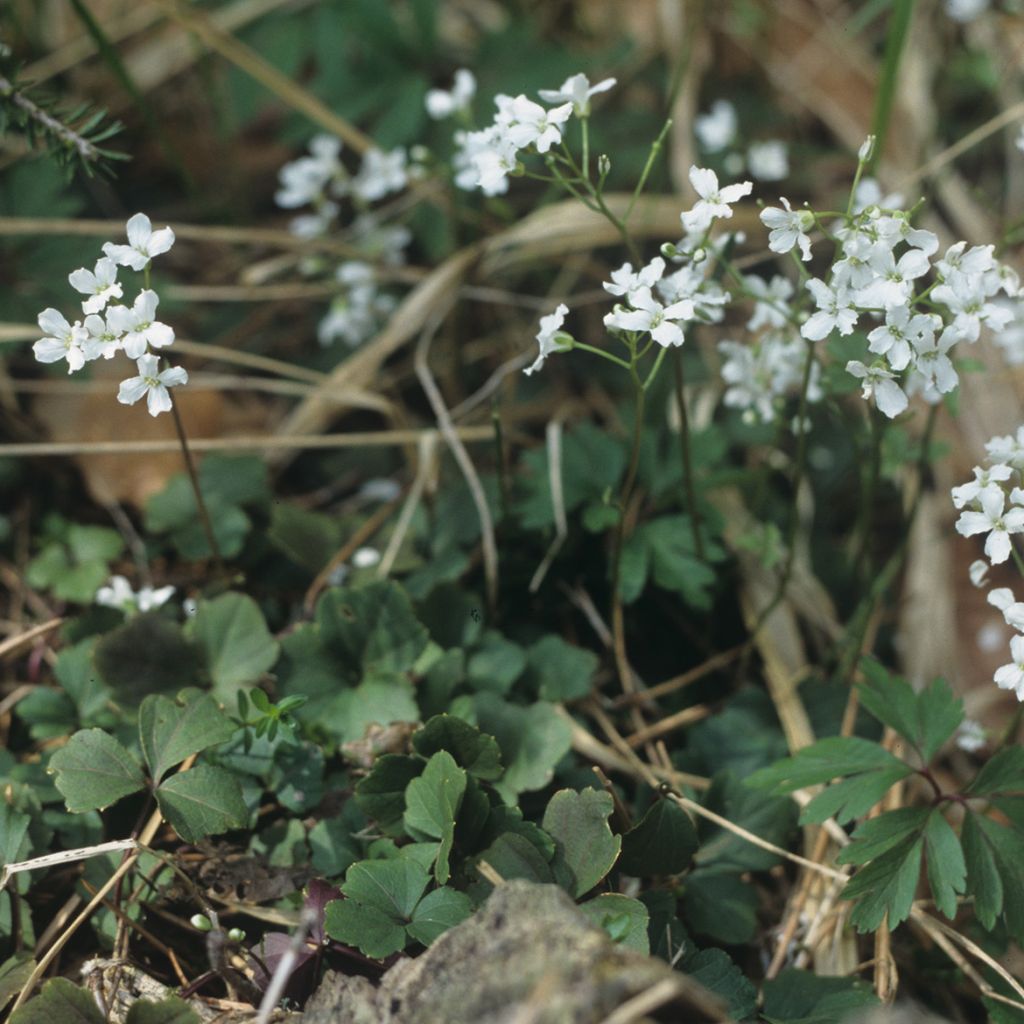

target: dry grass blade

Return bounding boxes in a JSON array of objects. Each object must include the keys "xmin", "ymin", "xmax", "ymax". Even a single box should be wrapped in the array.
[
  {"xmin": 0, "ymin": 840, "xmax": 137, "ymax": 893},
  {"xmin": 596, "ymin": 976, "xmax": 723, "ymax": 1024},
  {"xmin": 0, "ymin": 618, "xmax": 63, "ymax": 662}
]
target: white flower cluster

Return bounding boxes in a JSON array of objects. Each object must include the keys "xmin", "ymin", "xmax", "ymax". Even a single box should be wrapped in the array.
[
  {"xmin": 95, "ymin": 574, "xmax": 175, "ymax": 616},
  {"xmin": 32, "ymin": 213, "xmax": 187, "ymax": 417},
  {"xmin": 694, "ymin": 98, "xmax": 790, "ymax": 183},
  {"xmin": 274, "ymin": 135, "xmax": 414, "ymax": 348},
  {"xmin": 452, "ymin": 72, "xmax": 615, "ymax": 197},
  {"xmin": 762, "ymin": 188, "xmax": 1019, "ymax": 419},
  {"xmin": 953, "ymin": 427, "xmax": 1024, "ymax": 701}
]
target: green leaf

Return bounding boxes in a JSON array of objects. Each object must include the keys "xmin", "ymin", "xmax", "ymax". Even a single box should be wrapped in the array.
[
  {"xmin": 156, "ymin": 765, "xmax": 248, "ymax": 842},
  {"xmin": 185, "ymin": 593, "xmax": 280, "ymax": 699},
  {"xmin": 541, "ymin": 788, "xmax": 621, "ymax": 898},
  {"xmin": 343, "ymin": 857, "xmax": 430, "ymax": 920},
  {"xmin": 0, "ymin": 955, "xmax": 33, "ymax": 1015},
  {"xmin": 682, "ymin": 870, "xmax": 758, "ymax": 944},
  {"xmin": 323, "ymin": 897, "xmax": 407, "ymax": 959},
  {"xmin": 466, "ymin": 631, "xmax": 526, "ymax": 695},
  {"xmin": 0, "ymin": 804, "xmax": 31, "ymax": 870},
  {"xmin": 412, "ymin": 715, "xmax": 503, "ymax": 781},
  {"xmin": 317, "ymin": 582, "xmax": 429, "ymax": 679},
  {"xmin": 407, "ymin": 886, "xmax": 473, "ymax": 946},
  {"xmin": 9, "ymin": 977, "xmax": 103, "ymax": 1024},
  {"xmin": 474, "ymin": 694, "xmax": 572, "ymax": 801},
  {"xmin": 682, "ymin": 949, "xmax": 758, "ymax": 1022},
  {"xmin": 801, "ymin": 767, "xmax": 912, "ymax": 825},
  {"xmin": 969, "ymin": 814, "xmax": 1024, "ymax": 942},
  {"xmin": 139, "ymin": 690, "xmax": 236, "ymax": 785},
  {"xmin": 762, "ymin": 968, "xmax": 880, "ymax": 1024},
  {"xmin": 923, "ymin": 809, "xmax": 966, "ymax": 920},
  {"xmin": 578, "ymin": 893, "xmax": 649, "ymax": 953},
  {"xmin": 335, "ymin": 677, "xmax": 420, "ymax": 745},
  {"xmin": 124, "ymin": 997, "xmax": 201, "ymax": 1024},
  {"xmin": 475, "ymin": 832, "xmax": 554, "ymax": 885},
  {"xmin": 835, "ymin": 807, "xmax": 931, "ymax": 866},
  {"xmin": 355, "ymin": 755, "xmax": 423, "ymax": 831},
  {"xmin": 403, "ymin": 751, "xmax": 466, "ymax": 884},
  {"xmin": 858, "ymin": 661, "xmax": 963, "ymax": 761},
  {"xmin": 309, "ymin": 812, "xmax": 363, "ymax": 878},
  {"xmin": 67, "ymin": 524, "xmax": 124, "ymax": 564},
  {"xmin": 94, "ymin": 613, "xmax": 201, "ymax": 706},
  {"xmin": 843, "ymin": 833, "xmax": 924, "ymax": 931},
  {"xmin": 526, "ymin": 634, "xmax": 598, "ymax": 702},
  {"xmin": 961, "ymin": 810, "xmax": 1003, "ymax": 930},
  {"xmin": 48, "ymin": 729, "xmax": 145, "ymax": 813},
  {"xmin": 268, "ymin": 502, "xmax": 341, "ymax": 573},
  {"xmin": 967, "ymin": 747, "xmax": 1024, "ymax": 797},
  {"xmin": 618, "ymin": 799, "xmax": 698, "ymax": 877}
]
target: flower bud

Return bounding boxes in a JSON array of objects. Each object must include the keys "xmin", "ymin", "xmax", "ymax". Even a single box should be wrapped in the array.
[
  {"xmin": 857, "ymin": 135, "xmax": 876, "ymax": 164},
  {"xmin": 597, "ymin": 154, "xmax": 611, "ymax": 178},
  {"xmin": 227, "ymin": 928, "xmax": 246, "ymax": 943},
  {"xmin": 190, "ymin": 914, "xmax": 212, "ymax": 932}
]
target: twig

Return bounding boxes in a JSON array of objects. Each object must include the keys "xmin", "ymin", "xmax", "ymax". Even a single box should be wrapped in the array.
[
  {"xmin": 376, "ymin": 433, "xmax": 437, "ymax": 580},
  {"xmin": 529, "ymin": 419, "xmax": 568, "ymax": 593}
]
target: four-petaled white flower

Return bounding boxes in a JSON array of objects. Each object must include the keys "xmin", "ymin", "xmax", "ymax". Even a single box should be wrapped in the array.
[
  {"xmin": 845, "ymin": 360, "xmax": 908, "ymax": 418},
  {"xmin": 117, "ymin": 354, "xmax": 189, "ymax": 416},
  {"xmin": 994, "ymin": 633, "xmax": 1024, "ymax": 701},
  {"xmin": 524, "ymin": 303, "xmax": 572, "ymax": 376},
  {"xmin": 426, "ymin": 69, "xmax": 476, "ymax": 119},
  {"xmin": 802, "ymin": 279, "xmax": 858, "ymax": 341},
  {"xmin": 760, "ymin": 198, "xmax": 813, "ymax": 261},
  {"xmin": 603, "ymin": 257, "xmax": 665, "ymax": 299},
  {"xmin": 34, "ymin": 308, "xmax": 87, "ymax": 373},
  {"xmin": 96, "ymin": 574, "xmax": 176, "ymax": 615},
  {"xmin": 103, "ymin": 212, "xmax": 175, "ymax": 270},
  {"xmin": 604, "ymin": 287, "xmax": 693, "ymax": 348},
  {"xmin": 951, "ymin": 463, "xmax": 1012, "ymax": 510},
  {"xmin": 538, "ymin": 74, "xmax": 616, "ymax": 117},
  {"xmin": 955, "ymin": 489, "xmax": 1024, "ymax": 564},
  {"xmin": 69, "ymin": 257, "xmax": 123, "ymax": 314},
  {"xmin": 507, "ymin": 97, "xmax": 573, "ymax": 153},
  {"xmin": 680, "ymin": 166, "xmax": 753, "ymax": 233},
  {"xmin": 107, "ymin": 290, "xmax": 175, "ymax": 358}
]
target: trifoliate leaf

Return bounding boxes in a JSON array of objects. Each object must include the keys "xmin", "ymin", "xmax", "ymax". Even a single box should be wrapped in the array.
[
  {"xmin": 474, "ymin": 694, "xmax": 572, "ymax": 801},
  {"xmin": 412, "ymin": 715, "xmax": 503, "ymax": 780},
  {"xmin": 541, "ymin": 788, "xmax": 621, "ymax": 898},
  {"xmin": 184, "ymin": 593, "xmax": 279, "ymax": 699},
  {"xmin": 48, "ymin": 729, "xmax": 145, "ymax": 813},
  {"xmin": 317, "ymin": 582, "xmax": 429, "ymax": 679},
  {"xmin": 124, "ymin": 997, "xmax": 201, "ymax": 1024},
  {"xmin": 343, "ymin": 858, "xmax": 431, "ymax": 920},
  {"xmin": 619, "ymin": 798, "xmax": 698, "ymax": 877},
  {"xmin": 578, "ymin": 893, "xmax": 649, "ymax": 953},
  {"xmin": 961, "ymin": 810, "xmax": 1003, "ymax": 931},
  {"xmin": 526, "ymin": 634, "xmax": 598, "ymax": 702},
  {"xmin": 407, "ymin": 886, "xmax": 473, "ymax": 946},
  {"xmin": 858, "ymin": 660, "xmax": 963, "ymax": 761},
  {"xmin": 761, "ymin": 968, "xmax": 880, "ymax": 1024},
  {"xmin": 156, "ymin": 765, "xmax": 248, "ymax": 842},
  {"xmin": 923, "ymin": 809, "xmax": 967, "ymax": 920},
  {"xmin": 139, "ymin": 690, "xmax": 236, "ymax": 785},
  {"xmin": 843, "ymin": 832, "xmax": 924, "ymax": 931},
  {"xmin": 355, "ymin": 755, "xmax": 423, "ymax": 831},
  {"xmin": 966, "ymin": 747, "xmax": 1024, "ymax": 797},
  {"xmin": 8, "ymin": 977, "xmax": 103, "ymax": 1024},
  {"xmin": 682, "ymin": 870, "xmax": 758, "ymax": 944},
  {"xmin": 403, "ymin": 751, "xmax": 466, "ymax": 884}
]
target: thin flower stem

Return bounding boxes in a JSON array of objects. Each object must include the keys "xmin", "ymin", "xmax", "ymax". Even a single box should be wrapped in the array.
[
  {"xmin": 643, "ymin": 346, "xmax": 669, "ymax": 391},
  {"xmin": 168, "ymin": 391, "xmax": 224, "ymax": 575},
  {"xmin": 624, "ymin": 118, "xmax": 672, "ymax": 224},
  {"xmin": 571, "ymin": 341, "xmax": 632, "ymax": 370},
  {"xmin": 852, "ymin": 405, "xmax": 885, "ymax": 585},
  {"xmin": 1011, "ymin": 544, "xmax": 1024, "ymax": 581},
  {"xmin": 672, "ymin": 348, "xmax": 705, "ymax": 561},
  {"xmin": 581, "ymin": 116, "xmax": 590, "ymax": 182}
]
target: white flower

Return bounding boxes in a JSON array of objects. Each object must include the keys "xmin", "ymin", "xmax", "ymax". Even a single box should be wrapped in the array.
[
  {"xmin": 117, "ymin": 354, "xmax": 188, "ymax": 416},
  {"xmin": 744, "ymin": 275, "xmax": 794, "ymax": 332},
  {"xmin": 945, "ymin": 0, "xmax": 989, "ymax": 21},
  {"xmin": 106, "ymin": 290, "xmax": 174, "ymax": 359},
  {"xmin": 507, "ymin": 96, "xmax": 573, "ymax": 153},
  {"xmin": 986, "ymin": 427, "xmax": 1024, "ymax": 470},
  {"xmin": 846, "ymin": 360, "xmax": 908, "ymax": 418},
  {"xmin": 276, "ymin": 136, "xmax": 345, "ymax": 209},
  {"xmin": 909, "ymin": 326, "xmax": 958, "ymax": 396},
  {"xmin": 867, "ymin": 305, "xmax": 937, "ymax": 371},
  {"xmin": 955, "ymin": 489, "xmax": 1024, "ymax": 564},
  {"xmin": 603, "ymin": 257, "xmax": 665, "ymax": 299},
  {"xmin": 680, "ymin": 166, "xmax": 753, "ymax": 233},
  {"xmin": 955, "ymin": 719, "xmax": 987, "ymax": 752},
  {"xmin": 33, "ymin": 308, "xmax": 87, "ymax": 373},
  {"xmin": 69, "ymin": 257, "xmax": 123, "ymax": 314},
  {"xmin": 857, "ymin": 136, "xmax": 876, "ymax": 163},
  {"xmin": 102, "ymin": 212, "xmax": 175, "ymax": 271},
  {"xmin": 524, "ymin": 303, "xmax": 572, "ymax": 376},
  {"xmin": 855, "ymin": 249, "xmax": 931, "ymax": 310},
  {"xmin": 951, "ymin": 463, "xmax": 1012, "ymax": 510},
  {"xmin": 747, "ymin": 140, "xmax": 789, "ymax": 182},
  {"xmin": 694, "ymin": 100, "xmax": 737, "ymax": 152},
  {"xmin": 96, "ymin": 575, "xmax": 175, "ymax": 614},
  {"xmin": 80, "ymin": 313, "xmax": 123, "ymax": 361},
  {"xmin": 994, "ymin": 634, "xmax": 1024, "ymax": 700},
  {"xmin": 538, "ymin": 73, "xmax": 615, "ymax": 117},
  {"xmin": 426, "ymin": 69, "xmax": 476, "ymax": 119},
  {"xmin": 351, "ymin": 547, "xmax": 382, "ymax": 569},
  {"xmin": 604, "ymin": 287, "xmax": 693, "ymax": 348},
  {"xmin": 988, "ymin": 587, "xmax": 1024, "ymax": 632},
  {"xmin": 760, "ymin": 198, "xmax": 813, "ymax": 261},
  {"xmin": 969, "ymin": 559, "xmax": 990, "ymax": 587},
  {"xmin": 802, "ymin": 279, "xmax": 858, "ymax": 340},
  {"xmin": 353, "ymin": 148, "xmax": 408, "ymax": 203}
]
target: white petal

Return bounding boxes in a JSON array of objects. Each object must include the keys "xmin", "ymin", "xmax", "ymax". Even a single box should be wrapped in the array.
[
  {"xmin": 145, "ymin": 383, "xmax": 172, "ymax": 416},
  {"xmin": 117, "ymin": 377, "xmax": 148, "ymax": 405},
  {"xmin": 125, "ymin": 212, "xmax": 152, "ymax": 248}
]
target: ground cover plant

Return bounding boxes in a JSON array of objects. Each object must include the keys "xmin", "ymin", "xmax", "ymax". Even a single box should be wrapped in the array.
[{"xmin": 2, "ymin": 1, "xmax": 1024, "ymax": 1021}]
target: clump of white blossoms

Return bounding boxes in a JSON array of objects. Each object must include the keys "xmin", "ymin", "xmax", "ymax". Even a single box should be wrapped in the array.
[
  {"xmin": 273, "ymin": 134, "xmax": 415, "ymax": 348},
  {"xmin": 95, "ymin": 574, "xmax": 176, "ymax": 616},
  {"xmin": 32, "ymin": 212, "xmax": 187, "ymax": 417},
  {"xmin": 952, "ymin": 427, "xmax": 1024, "ymax": 702},
  {"xmin": 693, "ymin": 98, "xmax": 790, "ymax": 183}
]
